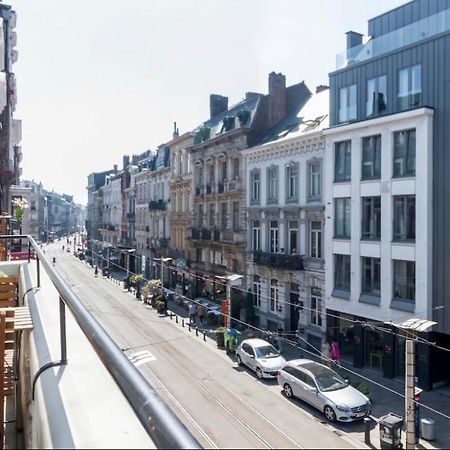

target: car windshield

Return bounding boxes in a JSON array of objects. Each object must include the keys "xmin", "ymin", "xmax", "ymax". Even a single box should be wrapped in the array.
[
  {"xmin": 315, "ymin": 371, "xmax": 348, "ymax": 392},
  {"xmin": 255, "ymin": 344, "xmax": 280, "ymax": 359}
]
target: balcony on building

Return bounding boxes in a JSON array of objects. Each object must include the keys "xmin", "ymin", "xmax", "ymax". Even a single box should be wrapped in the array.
[
  {"xmin": 126, "ymin": 211, "xmax": 135, "ymax": 219},
  {"xmin": 219, "ymin": 229, "xmax": 245, "ymax": 245},
  {"xmin": 335, "ymin": 8, "xmax": 450, "ymax": 70},
  {"xmin": 0, "ymin": 235, "xmax": 199, "ymax": 449},
  {"xmin": 148, "ymin": 200, "xmax": 166, "ymax": 211},
  {"xmin": 252, "ymin": 251, "xmax": 304, "ymax": 270}
]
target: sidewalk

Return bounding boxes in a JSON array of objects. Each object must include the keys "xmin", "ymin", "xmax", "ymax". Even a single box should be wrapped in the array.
[
  {"xmin": 280, "ymin": 342, "xmax": 448, "ymax": 449},
  {"xmin": 102, "ymin": 269, "xmax": 449, "ymax": 449}
]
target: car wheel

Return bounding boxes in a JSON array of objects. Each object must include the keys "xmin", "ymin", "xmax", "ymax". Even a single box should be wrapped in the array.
[
  {"xmin": 256, "ymin": 367, "xmax": 263, "ymax": 379},
  {"xmin": 236, "ymin": 354, "xmax": 242, "ymax": 366},
  {"xmin": 324, "ymin": 405, "xmax": 337, "ymax": 422},
  {"xmin": 284, "ymin": 384, "xmax": 294, "ymax": 398}
]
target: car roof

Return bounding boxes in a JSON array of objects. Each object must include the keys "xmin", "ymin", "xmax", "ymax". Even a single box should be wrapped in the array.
[
  {"xmin": 283, "ymin": 359, "xmax": 336, "ymax": 377},
  {"xmin": 242, "ymin": 338, "xmax": 274, "ymax": 348}
]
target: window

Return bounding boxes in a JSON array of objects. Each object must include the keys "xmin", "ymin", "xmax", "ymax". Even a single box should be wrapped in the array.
[
  {"xmin": 290, "ymin": 283, "xmax": 300, "ymax": 313},
  {"xmin": 393, "ymin": 196, "xmax": 415, "ymax": 241},
  {"xmin": 220, "ymin": 161, "xmax": 227, "ymax": 181},
  {"xmin": 334, "ymin": 254, "xmax": 351, "ymax": 292},
  {"xmin": 232, "ymin": 202, "xmax": 240, "ymax": 231},
  {"xmin": 252, "ymin": 220, "xmax": 261, "ymax": 251},
  {"xmin": 362, "ymin": 135, "xmax": 381, "ymax": 180},
  {"xmin": 197, "ymin": 204, "xmax": 203, "ymax": 227},
  {"xmin": 335, "ymin": 141, "xmax": 351, "ymax": 182},
  {"xmin": 334, "ymin": 198, "xmax": 351, "ymax": 239},
  {"xmin": 339, "ymin": 84, "xmax": 357, "ymax": 123},
  {"xmin": 398, "ymin": 65, "xmax": 421, "ymax": 111},
  {"xmin": 288, "ymin": 220, "xmax": 298, "ymax": 255},
  {"xmin": 309, "ymin": 161, "xmax": 321, "ymax": 199},
  {"xmin": 270, "ymin": 279, "xmax": 280, "ymax": 312},
  {"xmin": 361, "ymin": 257, "xmax": 381, "ymax": 296},
  {"xmin": 209, "ymin": 203, "xmax": 215, "ymax": 227},
  {"xmin": 208, "ymin": 164, "xmax": 214, "ymax": 184},
  {"xmin": 232, "ymin": 158, "xmax": 240, "ymax": 180},
  {"xmin": 250, "ymin": 170, "xmax": 260, "ymax": 203},
  {"xmin": 367, "ymin": 76, "xmax": 387, "ymax": 117},
  {"xmin": 269, "ymin": 220, "xmax": 279, "ymax": 253},
  {"xmin": 253, "ymin": 275, "xmax": 261, "ymax": 308},
  {"xmin": 267, "ymin": 166, "xmax": 278, "ymax": 203},
  {"xmin": 310, "ymin": 287, "xmax": 322, "ymax": 327},
  {"xmin": 310, "ymin": 221, "xmax": 322, "ymax": 258},
  {"xmin": 393, "ymin": 129, "xmax": 415, "ymax": 177},
  {"xmin": 286, "ymin": 163, "xmax": 299, "ymax": 200},
  {"xmin": 393, "ymin": 260, "xmax": 415, "ymax": 302},
  {"xmin": 221, "ymin": 202, "xmax": 227, "ymax": 229},
  {"xmin": 361, "ymin": 197, "xmax": 381, "ymax": 240}
]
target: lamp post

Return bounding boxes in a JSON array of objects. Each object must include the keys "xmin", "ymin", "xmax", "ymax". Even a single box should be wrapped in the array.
[{"xmin": 388, "ymin": 318, "xmax": 436, "ymax": 449}]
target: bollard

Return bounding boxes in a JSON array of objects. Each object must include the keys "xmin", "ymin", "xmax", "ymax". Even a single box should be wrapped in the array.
[
  {"xmin": 176, "ymin": 315, "xmax": 179, "ymax": 324},
  {"xmin": 182, "ymin": 319, "xmax": 185, "ymax": 328},
  {"xmin": 196, "ymin": 328, "xmax": 198, "ymax": 337},
  {"xmin": 364, "ymin": 417, "xmax": 371, "ymax": 445},
  {"xmin": 203, "ymin": 332, "xmax": 206, "ymax": 341},
  {"xmin": 170, "ymin": 313, "xmax": 173, "ymax": 320},
  {"xmin": 188, "ymin": 323, "xmax": 191, "ymax": 332}
]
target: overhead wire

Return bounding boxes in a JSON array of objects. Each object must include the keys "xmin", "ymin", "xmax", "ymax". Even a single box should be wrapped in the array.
[
  {"xmin": 79, "ymin": 245, "xmax": 450, "ymax": 423},
  {"xmin": 85, "ymin": 242, "xmax": 450, "ymax": 355}
]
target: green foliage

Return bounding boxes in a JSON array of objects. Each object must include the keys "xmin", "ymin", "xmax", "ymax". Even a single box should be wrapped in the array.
[
  {"xmin": 215, "ymin": 327, "xmax": 227, "ymax": 335},
  {"xmin": 355, "ymin": 383, "xmax": 370, "ymax": 396}
]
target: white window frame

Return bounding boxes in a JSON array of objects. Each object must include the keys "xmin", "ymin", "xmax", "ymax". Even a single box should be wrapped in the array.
[{"xmin": 309, "ymin": 221, "xmax": 322, "ymax": 259}]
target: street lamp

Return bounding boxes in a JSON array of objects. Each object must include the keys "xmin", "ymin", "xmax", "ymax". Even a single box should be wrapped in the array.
[{"xmin": 388, "ymin": 318, "xmax": 436, "ymax": 449}]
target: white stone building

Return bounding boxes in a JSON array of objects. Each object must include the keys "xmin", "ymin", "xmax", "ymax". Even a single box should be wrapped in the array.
[
  {"xmin": 323, "ymin": 107, "xmax": 433, "ymax": 369},
  {"xmin": 244, "ymin": 88, "xmax": 328, "ymax": 350}
]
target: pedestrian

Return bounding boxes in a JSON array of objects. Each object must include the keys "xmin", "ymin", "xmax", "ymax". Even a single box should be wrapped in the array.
[
  {"xmin": 321, "ymin": 339, "xmax": 332, "ymax": 367},
  {"xmin": 276, "ymin": 325, "xmax": 284, "ymax": 353},
  {"xmin": 330, "ymin": 340, "xmax": 341, "ymax": 365},
  {"xmin": 189, "ymin": 302, "xmax": 197, "ymax": 324},
  {"xmin": 198, "ymin": 304, "xmax": 206, "ymax": 325}
]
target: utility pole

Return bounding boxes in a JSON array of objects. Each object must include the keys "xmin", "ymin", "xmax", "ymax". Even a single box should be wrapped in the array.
[
  {"xmin": 389, "ymin": 318, "xmax": 436, "ymax": 450},
  {"xmin": 405, "ymin": 339, "xmax": 415, "ymax": 449}
]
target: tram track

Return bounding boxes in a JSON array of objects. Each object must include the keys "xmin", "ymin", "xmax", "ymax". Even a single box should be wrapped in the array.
[{"xmin": 56, "ymin": 252, "xmax": 303, "ymax": 448}]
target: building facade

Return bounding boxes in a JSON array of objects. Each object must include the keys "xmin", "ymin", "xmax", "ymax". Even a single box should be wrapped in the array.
[
  {"xmin": 188, "ymin": 72, "xmax": 311, "ymax": 302},
  {"xmin": 245, "ymin": 89, "xmax": 328, "ymax": 349},
  {"xmin": 326, "ymin": 0, "xmax": 449, "ymax": 389}
]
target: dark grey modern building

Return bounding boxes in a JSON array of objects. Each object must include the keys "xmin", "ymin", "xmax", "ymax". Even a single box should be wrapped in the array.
[{"xmin": 326, "ymin": 0, "xmax": 450, "ymax": 390}]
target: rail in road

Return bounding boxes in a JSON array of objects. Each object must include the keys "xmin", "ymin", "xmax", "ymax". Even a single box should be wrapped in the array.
[{"xmin": 51, "ymin": 244, "xmax": 363, "ymax": 449}]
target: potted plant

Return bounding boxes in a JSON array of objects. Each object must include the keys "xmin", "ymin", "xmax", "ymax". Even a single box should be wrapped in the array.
[
  {"xmin": 354, "ymin": 382, "xmax": 372, "ymax": 400},
  {"xmin": 215, "ymin": 327, "xmax": 227, "ymax": 348},
  {"xmin": 155, "ymin": 300, "xmax": 166, "ymax": 315},
  {"xmin": 142, "ymin": 279, "xmax": 162, "ymax": 305}
]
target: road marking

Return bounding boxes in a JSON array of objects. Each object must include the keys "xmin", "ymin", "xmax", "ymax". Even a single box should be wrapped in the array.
[{"xmin": 128, "ymin": 350, "xmax": 157, "ymax": 366}]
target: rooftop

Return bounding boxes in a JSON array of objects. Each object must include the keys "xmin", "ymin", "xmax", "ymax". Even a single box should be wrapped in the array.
[{"xmin": 335, "ymin": 7, "xmax": 450, "ymax": 71}]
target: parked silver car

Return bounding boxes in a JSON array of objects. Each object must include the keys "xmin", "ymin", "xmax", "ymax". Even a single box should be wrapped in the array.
[
  {"xmin": 236, "ymin": 338, "xmax": 286, "ymax": 379},
  {"xmin": 277, "ymin": 359, "xmax": 371, "ymax": 422}
]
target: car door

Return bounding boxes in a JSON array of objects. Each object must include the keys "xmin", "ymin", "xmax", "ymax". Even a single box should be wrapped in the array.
[
  {"xmin": 246, "ymin": 344, "xmax": 257, "ymax": 371},
  {"xmin": 283, "ymin": 367, "xmax": 302, "ymax": 398},
  {"xmin": 241, "ymin": 343, "xmax": 253, "ymax": 368},
  {"xmin": 300, "ymin": 373, "xmax": 323, "ymax": 410}
]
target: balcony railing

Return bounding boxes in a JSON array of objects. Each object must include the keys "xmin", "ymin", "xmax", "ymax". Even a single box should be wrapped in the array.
[
  {"xmin": 148, "ymin": 200, "xmax": 166, "ymax": 210},
  {"xmin": 0, "ymin": 235, "xmax": 200, "ymax": 449},
  {"xmin": 336, "ymin": 8, "xmax": 450, "ymax": 70},
  {"xmin": 253, "ymin": 251, "xmax": 304, "ymax": 270},
  {"xmin": 191, "ymin": 227, "xmax": 212, "ymax": 241}
]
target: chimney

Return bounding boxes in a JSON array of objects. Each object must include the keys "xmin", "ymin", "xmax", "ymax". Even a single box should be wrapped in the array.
[
  {"xmin": 346, "ymin": 31, "xmax": 363, "ymax": 50},
  {"xmin": 316, "ymin": 85, "xmax": 329, "ymax": 94},
  {"xmin": 173, "ymin": 121, "xmax": 179, "ymax": 139},
  {"xmin": 123, "ymin": 155, "xmax": 130, "ymax": 169},
  {"xmin": 268, "ymin": 72, "xmax": 286, "ymax": 126},
  {"xmin": 210, "ymin": 94, "xmax": 228, "ymax": 118},
  {"xmin": 113, "ymin": 164, "xmax": 118, "ymax": 173},
  {"xmin": 246, "ymin": 92, "xmax": 262, "ymax": 101}
]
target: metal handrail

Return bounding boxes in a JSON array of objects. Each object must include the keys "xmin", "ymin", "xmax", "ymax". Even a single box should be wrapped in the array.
[{"xmin": 0, "ymin": 234, "xmax": 201, "ymax": 449}]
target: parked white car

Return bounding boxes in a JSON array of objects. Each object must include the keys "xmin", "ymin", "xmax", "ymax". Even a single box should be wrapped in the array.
[
  {"xmin": 236, "ymin": 339, "xmax": 286, "ymax": 379},
  {"xmin": 277, "ymin": 359, "xmax": 371, "ymax": 422}
]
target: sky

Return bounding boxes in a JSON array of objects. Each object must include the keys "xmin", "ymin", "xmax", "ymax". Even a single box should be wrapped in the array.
[{"xmin": 12, "ymin": 0, "xmax": 406, "ymax": 205}]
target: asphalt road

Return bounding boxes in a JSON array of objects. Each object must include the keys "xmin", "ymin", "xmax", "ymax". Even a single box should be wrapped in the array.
[{"xmin": 48, "ymin": 242, "xmax": 365, "ymax": 449}]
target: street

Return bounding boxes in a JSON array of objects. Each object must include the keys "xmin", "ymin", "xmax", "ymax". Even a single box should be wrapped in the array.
[{"xmin": 45, "ymin": 241, "xmax": 366, "ymax": 449}]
